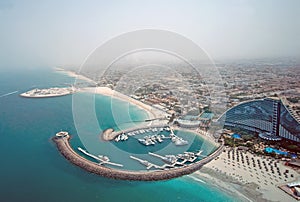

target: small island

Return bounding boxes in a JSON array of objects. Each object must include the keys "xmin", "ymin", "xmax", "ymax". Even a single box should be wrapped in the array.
[{"xmin": 20, "ymin": 87, "xmax": 76, "ymax": 98}]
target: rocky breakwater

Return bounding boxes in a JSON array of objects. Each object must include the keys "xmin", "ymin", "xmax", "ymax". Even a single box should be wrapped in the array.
[{"xmin": 52, "ymin": 135, "xmax": 224, "ymax": 181}]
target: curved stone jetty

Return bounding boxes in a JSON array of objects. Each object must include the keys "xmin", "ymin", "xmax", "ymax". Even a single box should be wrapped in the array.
[{"xmin": 52, "ymin": 135, "xmax": 224, "ymax": 181}]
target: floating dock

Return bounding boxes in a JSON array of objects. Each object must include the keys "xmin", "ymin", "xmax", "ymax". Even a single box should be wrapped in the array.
[
  {"xmin": 78, "ymin": 147, "xmax": 123, "ymax": 167},
  {"xmin": 130, "ymin": 156, "xmax": 160, "ymax": 170}
]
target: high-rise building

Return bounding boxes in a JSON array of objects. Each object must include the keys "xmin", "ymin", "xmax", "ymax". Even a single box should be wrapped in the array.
[{"xmin": 219, "ymin": 98, "xmax": 300, "ymax": 142}]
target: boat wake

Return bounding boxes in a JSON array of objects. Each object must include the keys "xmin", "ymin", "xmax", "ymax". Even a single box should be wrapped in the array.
[{"xmin": 0, "ymin": 90, "xmax": 18, "ymax": 98}]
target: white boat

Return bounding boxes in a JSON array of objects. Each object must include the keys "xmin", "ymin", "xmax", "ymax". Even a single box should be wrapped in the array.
[
  {"xmin": 98, "ymin": 155, "xmax": 110, "ymax": 162},
  {"xmin": 157, "ymin": 135, "xmax": 163, "ymax": 143},
  {"xmin": 195, "ymin": 150, "xmax": 203, "ymax": 156},
  {"xmin": 138, "ymin": 138, "xmax": 154, "ymax": 146},
  {"xmin": 163, "ymin": 155, "xmax": 178, "ymax": 164},
  {"xmin": 151, "ymin": 136, "xmax": 157, "ymax": 143},
  {"xmin": 120, "ymin": 133, "xmax": 128, "ymax": 141},
  {"xmin": 115, "ymin": 135, "xmax": 121, "ymax": 142},
  {"xmin": 175, "ymin": 139, "xmax": 188, "ymax": 146},
  {"xmin": 138, "ymin": 138, "xmax": 146, "ymax": 144},
  {"xmin": 161, "ymin": 134, "xmax": 166, "ymax": 139}
]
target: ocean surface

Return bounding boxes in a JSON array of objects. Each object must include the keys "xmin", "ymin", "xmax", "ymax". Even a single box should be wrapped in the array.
[{"xmin": 0, "ymin": 67, "xmax": 240, "ymax": 201}]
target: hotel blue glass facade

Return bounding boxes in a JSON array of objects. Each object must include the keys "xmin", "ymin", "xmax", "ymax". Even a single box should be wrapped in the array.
[{"xmin": 220, "ymin": 98, "xmax": 300, "ymax": 142}]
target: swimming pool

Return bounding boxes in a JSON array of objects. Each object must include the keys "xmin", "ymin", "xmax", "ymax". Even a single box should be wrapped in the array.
[
  {"xmin": 232, "ymin": 133, "xmax": 241, "ymax": 139},
  {"xmin": 265, "ymin": 147, "xmax": 288, "ymax": 155}
]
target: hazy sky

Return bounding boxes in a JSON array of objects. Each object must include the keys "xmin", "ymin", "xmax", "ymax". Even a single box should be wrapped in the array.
[{"xmin": 0, "ymin": 0, "xmax": 299, "ymax": 68}]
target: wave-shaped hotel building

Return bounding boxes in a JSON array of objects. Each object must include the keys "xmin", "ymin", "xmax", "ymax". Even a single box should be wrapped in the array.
[{"xmin": 219, "ymin": 98, "xmax": 300, "ymax": 142}]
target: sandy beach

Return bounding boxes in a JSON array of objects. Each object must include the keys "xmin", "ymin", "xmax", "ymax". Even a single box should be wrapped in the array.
[
  {"xmin": 54, "ymin": 67, "xmax": 96, "ymax": 84},
  {"xmin": 80, "ymin": 86, "xmax": 167, "ymax": 122},
  {"xmin": 195, "ymin": 147, "xmax": 299, "ymax": 202},
  {"xmin": 54, "ymin": 67, "xmax": 167, "ymax": 123}
]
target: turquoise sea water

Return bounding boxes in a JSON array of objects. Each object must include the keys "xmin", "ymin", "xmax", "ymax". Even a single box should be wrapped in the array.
[{"xmin": 0, "ymin": 67, "xmax": 240, "ymax": 202}]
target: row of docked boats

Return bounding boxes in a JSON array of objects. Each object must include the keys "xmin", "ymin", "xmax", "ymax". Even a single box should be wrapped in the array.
[
  {"xmin": 138, "ymin": 134, "xmax": 165, "ymax": 146},
  {"xmin": 120, "ymin": 126, "xmax": 171, "ymax": 139},
  {"xmin": 115, "ymin": 133, "xmax": 128, "ymax": 142},
  {"xmin": 114, "ymin": 126, "xmax": 188, "ymax": 147},
  {"xmin": 130, "ymin": 150, "xmax": 204, "ymax": 170},
  {"xmin": 169, "ymin": 132, "xmax": 189, "ymax": 146}
]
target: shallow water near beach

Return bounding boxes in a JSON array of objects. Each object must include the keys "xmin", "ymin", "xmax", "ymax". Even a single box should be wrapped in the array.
[{"xmin": 0, "ymin": 67, "xmax": 240, "ymax": 201}]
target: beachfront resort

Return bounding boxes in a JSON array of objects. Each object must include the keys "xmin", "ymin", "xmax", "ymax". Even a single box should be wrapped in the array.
[
  {"xmin": 202, "ymin": 96, "xmax": 300, "ymax": 201},
  {"xmin": 48, "ymin": 68, "xmax": 300, "ymax": 201}
]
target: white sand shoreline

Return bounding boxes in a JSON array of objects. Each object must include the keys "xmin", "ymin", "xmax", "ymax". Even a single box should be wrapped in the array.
[
  {"xmin": 80, "ymin": 86, "xmax": 161, "ymax": 121},
  {"xmin": 194, "ymin": 168, "xmax": 264, "ymax": 202},
  {"xmin": 54, "ymin": 67, "xmax": 96, "ymax": 84},
  {"xmin": 54, "ymin": 67, "xmax": 167, "ymax": 123},
  {"xmin": 197, "ymin": 147, "xmax": 299, "ymax": 202}
]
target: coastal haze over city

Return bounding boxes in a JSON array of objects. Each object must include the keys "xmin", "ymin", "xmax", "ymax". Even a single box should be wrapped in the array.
[{"xmin": 0, "ymin": 1, "xmax": 300, "ymax": 202}]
